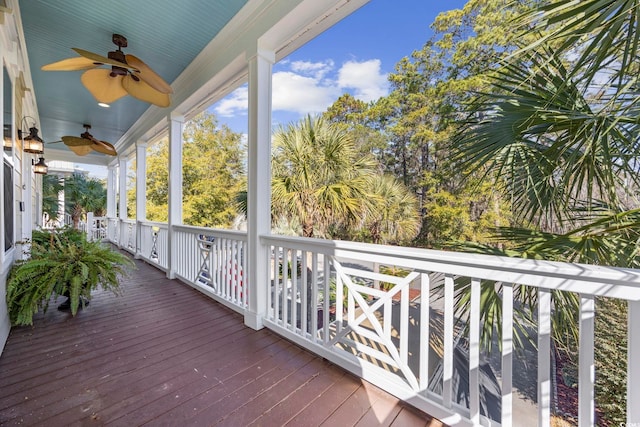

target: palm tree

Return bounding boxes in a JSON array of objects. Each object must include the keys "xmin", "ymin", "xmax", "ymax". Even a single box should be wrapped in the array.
[
  {"xmin": 271, "ymin": 115, "xmax": 379, "ymax": 238},
  {"xmin": 365, "ymin": 174, "xmax": 420, "ymax": 244},
  {"xmin": 454, "ymin": 0, "xmax": 640, "ymax": 261},
  {"xmin": 64, "ymin": 174, "xmax": 107, "ymax": 228},
  {"xmin": 450, "ymin": 1, "xmax": 639, "ymax": 422},
  {"xmin": 42, "ymin": 174, "xmax": 63, "ymax": 221}
]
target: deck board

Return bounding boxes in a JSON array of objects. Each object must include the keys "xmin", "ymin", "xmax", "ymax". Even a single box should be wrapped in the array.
[{"xmin": 0, "ymin": 254, "xmax": 444, "ymax": 426}]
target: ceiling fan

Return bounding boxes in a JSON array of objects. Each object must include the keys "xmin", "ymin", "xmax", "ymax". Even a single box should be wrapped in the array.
[
  {"xmin": 57, "ymin": 124, "xmax": 117, "ymax": 156},
  {"xmin": 42, "ymin": 34, "xmax": 172, "ymax": 108}
]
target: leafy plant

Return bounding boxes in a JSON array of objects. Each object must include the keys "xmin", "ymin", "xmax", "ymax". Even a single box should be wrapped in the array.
[{"xmin": 7, "ymin": 229, "xmax": 134, "ymax": 325}]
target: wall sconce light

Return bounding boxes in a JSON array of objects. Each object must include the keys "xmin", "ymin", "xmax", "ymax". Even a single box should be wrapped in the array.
[
  {"xmin": 32, "ymin": 157, "xmax": 48, "ymax": 174},
  {"xmin": 23, "ymin": 127, "xmax": 45, "ymax": 154},
  {"xmin": 20, "ymin": 116, "xmax": 45, "ymax": 154}
]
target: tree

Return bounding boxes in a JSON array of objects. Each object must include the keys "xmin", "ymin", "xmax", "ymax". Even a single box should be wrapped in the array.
[
  {"xmin": 360, "ymin": 174, "xmax": 420, "ymax": 245},
  {"xmin": 145, "ymin": 138, "xmax": 169, "ymax": 222},
  {"xmin": 325, "ymin": 1, "xmax": 530, "ymax": 246},
  {"xmin": 271, "ymin": 115, "xmax": 379, "ymax": 238},
  {"xmin": 42, "ymin": 174, "xmax": 63, "ymax": 221},
  {"xmin": 144, "ymin": 112, "xmax": 245, "ymax": 227},
  {"xmin": 63, "ymin": 174, "xmax": 107, "ymax": 228},
  {"xmin": 451, "ymin": 1, "xmax": 640, "ymax": 423},
  {"xmin": 453, "ymin": 0, "xmax": 640, "ymax": 262}
]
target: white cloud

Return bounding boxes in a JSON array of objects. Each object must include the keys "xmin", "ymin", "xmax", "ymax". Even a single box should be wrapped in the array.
[
  {"xmin": 214, "ymin": 86, "xmax": 248, "ymax": 117},
  {"xmin": 290, "ymin": 60, "xmax": 334, "ymax": 79},
  {"xmin": 337, "ymin": 59, "xmax": 388, "ymax": 102},
  {"xmin": 272, "ymin": 71, "xmax": 341, "ymax": 114},
  {"xmin": 212, "ymin": 58, "xmax": 389, "ymax": 118}
]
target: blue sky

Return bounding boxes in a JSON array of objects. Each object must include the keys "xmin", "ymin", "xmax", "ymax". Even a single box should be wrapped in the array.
[{"xmin": 210, "ymin": 0, "xmax": 468, "ymax": 133}]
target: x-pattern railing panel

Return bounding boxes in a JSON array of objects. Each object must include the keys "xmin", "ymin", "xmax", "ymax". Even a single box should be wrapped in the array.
[{"xmin": 330, "ymin": 257, "xmax": 421, "ymax": 390}]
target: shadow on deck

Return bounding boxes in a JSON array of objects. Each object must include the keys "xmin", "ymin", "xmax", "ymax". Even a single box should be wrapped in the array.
[{"xmin": 0, "ymin": 255, "xmax": 444, "ymax": 426}]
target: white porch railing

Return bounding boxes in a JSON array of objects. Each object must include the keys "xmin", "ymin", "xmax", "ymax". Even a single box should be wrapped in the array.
[
  {"xmin": 137, "ymin": 221, "xmax": 169, "ymax": 270},
  {"xmin": 261, "ymin": 234, "xmax": 640, "ymax": 427},
  {"xmin": 173, "ymin": 225, "xmax": 248, "ymax": 314},
  {"xmin": 119, "ymin": 219, "xmax": 137, "ymax": 254},
  {"xmin": 95, "ymin": 218, "xmax": 640, "ymax": 426},
  {"xmin": 107, "ymin": 217, "xmax": 119, "ymax": 244},
  {"xmin": 88, "ymin": 215, "xmax": 107, "ymax": 241}
]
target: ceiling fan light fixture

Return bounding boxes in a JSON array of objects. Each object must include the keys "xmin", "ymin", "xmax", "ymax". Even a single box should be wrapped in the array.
[{"xmin": 81, "ymin": 69, "xmax": 128, "ymax": 103}]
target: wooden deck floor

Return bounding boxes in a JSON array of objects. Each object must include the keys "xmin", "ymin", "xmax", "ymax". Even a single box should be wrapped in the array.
[{"xmin": 0, "ymin": 255, "xmax": 444, "ymax": 426}]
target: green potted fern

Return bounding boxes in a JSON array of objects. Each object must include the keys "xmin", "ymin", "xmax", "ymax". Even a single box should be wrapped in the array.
[{"xmin": 7, "ymin": 228, "xmax": 134, "ymax": 326}]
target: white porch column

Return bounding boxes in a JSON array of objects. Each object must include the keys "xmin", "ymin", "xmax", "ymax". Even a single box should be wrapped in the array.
[
  {"xmin": 118, "ymin": 157, "xmax": 127, "ymax": 248},
  {"xmin": 244, "ymin": 48, "xmax": 274, "ymax": 330},
  {"xmin": 21, "ymin": 155, "xmax": 33, "ymax": 244},
  {"xmin": 167, "ymin": 112, "xmax": 184, "ymax": 279},
  {"xmin": 106, "ymin": 164, "xmax": 117, "ymax": 218},
  {"xmin": 135, "ymin": 141, "xmax": 147, "ymax": 259},
  {"xmin": 118, "ymin": 157, "xmax": 128, "ymax": 220},
  {"xmin": 56, "ymin": 181, "xmax": 64, "ymax": 228}
]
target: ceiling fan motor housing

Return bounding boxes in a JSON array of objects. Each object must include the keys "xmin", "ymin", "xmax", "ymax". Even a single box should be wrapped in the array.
[{"xmin": 109, "ymin": 34, "xmax": 129, "ymax": 77}]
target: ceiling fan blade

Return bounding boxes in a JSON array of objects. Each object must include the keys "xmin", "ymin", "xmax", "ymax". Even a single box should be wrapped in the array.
[
  {"xmin": 91, "ymin": 140, "xmax": 117, "ymax": 156},
  {"xmin": 68, "ymin": 144, "xmax": 94, "ymax": 156},
  {"xmin": 81, "ymin": 69, "xmax": 128, "ymax": 103},
  {"xmin": 42, "ymin": 57, "xmax": 99, "ymax": 71},
  {"xmin": 122, "ymin": 75, "xmax": 171, "ymax": 108},
  {"xmin": 72, "ymin": 48, "xmax": 133, "ymax": 69},
  {"xmin": 62, "ymin": 135, "xmax": 92, "ymax": 146},
  {"xmin": 125, "ymin": 54, "xmax": 173, "ymax": 94}
]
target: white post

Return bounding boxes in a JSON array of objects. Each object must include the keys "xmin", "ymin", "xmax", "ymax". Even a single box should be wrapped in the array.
[
  {"xmin": 22, "ymin": 155, "xmax": 33, "ymax": 245},
  {"xmin": 167, "ymin": 112, "xmax": 184, "ymax": 279},
  {"xmin": 538, "ymin": 289, "xmax": 551, "ymax": 427},
  {"xmin": 118, "ymin": 157, "xmax": 127, "ymax": 248},
  {"xmin": 86, "ymin": 211, "xmax": 94, "ymax": 241},
  {"xmin": 578, "ymin": 295, "xmax": 595, "ymax": 427},
  {"xmin": 244, "ymin": 48, "xmax": 274, "ymax": 330},
  {"xmin": 135, "ymin": 141, "xmax": 147, "ymax": 259},
  {"xmin": 56, "ymin": 176, "xmax": 65, "ymax": 228},
  {"xmin": 628, "ymin": 300, "xmax": 640, "ymax": 424},
  {"xmin": 502, "ymin": 284, "xmax": 514, "ymax": 426},
  {"xmin": 107, "ymin": 164, "xmax": 117, "ymax": 218}
]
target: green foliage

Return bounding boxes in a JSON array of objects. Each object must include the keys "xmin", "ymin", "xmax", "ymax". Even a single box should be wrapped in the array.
[
  {"xmin": 31, "ymin": 226, "xmax": 85, "ymax": 249},
  {"xmin": 448, "ymin": 1, "xmax": 640, "ymax": 422},
  {"xmin": 271, "ymin": 115, "xmax": 378, "ymax": 238},
  {"xmin": 420, "ymin": 171, "xmax": 511, "ymax": 247},
  {"xmin": 377, "ymin": 265, "xmax": 410, "ymax": 291},
  {"xmin": 42, "ymin": 174, "xmax": 63, "ymax": 221},
  {"xmin": 144, "ymin": 112, "xmax": 245, "ymax": 227},
  {"xmin": 7, "ymin": 229, "xmax": 134, "ymax": 325},
  {"xmin": 64, "ymin": 174, "xmax": 107, "ymax": 227},
  {"xmin": 594, "ymin": 298, "xmax": 627, "ymax": 426},
  {"xmin": 318, "ymin": 1, "xmax": 528, "ymax": 247},
  {"xmin": 271, "ymin": 115, "xmax": 420, "ymax": 242},
  {"xmin": 357, "ymin": 175, "xmax": 420, "ymax": 245}
]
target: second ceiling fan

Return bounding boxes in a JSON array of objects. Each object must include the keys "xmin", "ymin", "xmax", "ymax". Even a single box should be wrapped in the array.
[
  {"xmin": 61, "ymin": 124, "xmax": 117, "ymax": 157},
  {"xmin": 42, "ymin": 34, "xmax": 172, "ymax": 108}
]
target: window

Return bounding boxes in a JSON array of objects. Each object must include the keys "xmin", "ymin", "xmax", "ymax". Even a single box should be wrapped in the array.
[{"xmin": 3, "ymin": 159, "xmax": 13, "ymax": 251}]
